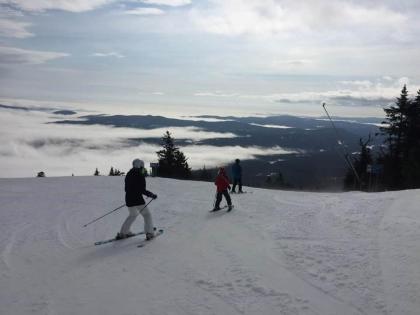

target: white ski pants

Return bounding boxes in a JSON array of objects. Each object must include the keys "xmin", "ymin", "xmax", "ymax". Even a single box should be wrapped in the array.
[{"xmin": 120, "ymin": 205, "xmax": 154, "ymax": 235}]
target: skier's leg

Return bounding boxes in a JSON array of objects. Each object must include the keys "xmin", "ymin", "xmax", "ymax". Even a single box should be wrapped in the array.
[
  {"xmin": 120, "ymin": 206, "xmax": 140, "ymax": 235},
  {"xmin": 232, "ymin": 179, "xmax": 237, "ymax": 192},
  {"xmin": 223, "ymin": 190, "xmax": 232, "ymax": 206},
  {"xmin": 214, "ymin": 192, "xmax": 222, "ymax": 209},
  {"xmin": 239, "ymin": 178, "xmax": 243, "ymax": 192},
  {"xmin": 140, "ymin": 206, "xmax": 154, "ymax": 235}
]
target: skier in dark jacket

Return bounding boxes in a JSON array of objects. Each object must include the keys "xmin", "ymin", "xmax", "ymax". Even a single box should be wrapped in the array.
[
  {"xmin": 117, "ymin": 158, "xmax": 157, "ymax": 240},
  {"xmin": 231, "ymin": 159, "xmax": 243, "ymax": 193},
  {"xmin": 213, "ymin": 167, "xmax": 233, "ymax": 211}
]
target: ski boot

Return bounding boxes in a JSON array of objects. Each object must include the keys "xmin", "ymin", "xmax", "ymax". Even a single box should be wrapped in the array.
[
  {"xmin": 115, "ymin": 232, "xmax": 126, "ymax": 240},
  {"xmin": 146, "ymin": 232, "xmax": 155, "ymax": 241},
  {"xmin": 116, "ymin": 231, "xmax": 135, "ymax": 240}
]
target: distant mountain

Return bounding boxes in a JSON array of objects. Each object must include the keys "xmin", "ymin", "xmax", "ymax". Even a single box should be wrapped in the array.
[
  {"xmin": 0, "ymin": 103, "xmax": 76, "ymax": 115},
  {"xmin": 0, "ymin": 104, "xmax": 33, "ymax": 111},
  {"xmin": 53, "ymin": 114, "xmax": 385, "ymax": 190}
]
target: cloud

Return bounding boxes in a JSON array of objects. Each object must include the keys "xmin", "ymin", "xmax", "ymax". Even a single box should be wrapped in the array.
[
  {"xmin": 273, "ymin": 90, "xmax": 393, "ymax": 107},
  {"xmin": 338, "ymin": 80, "xmax": 374, "ymax": 89},
  {"xmin": 124, "ymin": 7, "xmax": 165, "ymax": 15},
  {"xmin": 0, "ymin": 0, "xmax": 190, "ymax": 13},
  {"xmin": 0, "ymin": 0, "xmax": 115, "ymax": 12},
  {"xmin": 283, "ymin": 59, "xmax": 312, "ymax": 66},
  {"xmin": 0, "ymin": 46, "xmax": 69, "ymax": 64},
  {"xmin": 328, "ymin": 95, "xmax": 393, "ymax": 107},
  {"xmin": 242, "ymin": 77, "xmax": 418, "ymax": 107},
  {"xmin": 189, "ymin": 77, "xmax": 418, "ymax": 108},
  {"xmin": 249, "ymin": 123, "xmax": 292, "ymax": 129},
  {"xmin": 139, "ymin": 0, "xmax": 191, "ymax": 6},
  {"xmin": 0, "ymin": 18, "xmax": 33, "ymax": 38},
  {"xmin": 138, "ymin": 90, "xmax": 166, "ymax": 96},
  {"xmin": 91, "ymin": 52, "xmax": 125, "ymax": 58},
  {"xmin": 191, "ymin": 0, "xmax": 408, "ymax": 38},
  {"xmin": 0, "ymin": 107, "xmax": 294, "ymax": 177},
  {"xmin": 194, "ymin": 91, "xmax": 239, "ymax": 97}
]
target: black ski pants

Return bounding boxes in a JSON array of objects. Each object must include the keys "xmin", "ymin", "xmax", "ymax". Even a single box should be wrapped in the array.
[
  {"xmin": 215, "ymin": 189, "xmax": 232, "ymax": 208},
  {"xmin": 232, "ymin": 178, "xmax": 243, "ymax": 192}
]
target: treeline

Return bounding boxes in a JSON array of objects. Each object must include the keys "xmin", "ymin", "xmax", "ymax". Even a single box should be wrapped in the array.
[
  {"xmin": 94, "ymin": 167, "xmax": 126, "ymax": 176},
  {"xmin": 345, "ymin": 85, "xmax": 420, "ymax": 191}
]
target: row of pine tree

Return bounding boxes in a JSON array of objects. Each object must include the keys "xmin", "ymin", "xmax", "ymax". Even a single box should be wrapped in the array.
[{"xmin": 346, "ymin": 85, "xmax": 420, "ymax": 191}]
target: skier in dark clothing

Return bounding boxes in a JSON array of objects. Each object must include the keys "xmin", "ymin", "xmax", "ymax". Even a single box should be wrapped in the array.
[
  {"xmin": 213, "ymin": 167, "xmax": 233, "ymax": 211},
  {"xmin": 231, "ymin": 159, "xmax": 243, "ymax": 193},
  {"xmin": 117, "ymin": 158, "xmax": 157, "ymax": 240}
]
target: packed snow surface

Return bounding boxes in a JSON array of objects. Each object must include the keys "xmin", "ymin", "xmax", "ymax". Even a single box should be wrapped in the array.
[{"xmin": 1, "ymin": 176, "xmax": 419, "ymax": 315}]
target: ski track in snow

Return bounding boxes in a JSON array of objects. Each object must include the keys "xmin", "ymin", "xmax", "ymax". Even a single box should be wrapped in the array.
[
  {"xmin": 200, "ymin": 205, "xmax": 362, "ymax": 315},
  {"xmin": 266, "ymin": 193, "xmax": 390, "ymax": 315},
  {"xmin": 0, "ymin": 177, "xmax": 419, "ymax": 315},
  {"xmin": 378, "ymin": 191, "xmax": 420, "ymax": 315}
]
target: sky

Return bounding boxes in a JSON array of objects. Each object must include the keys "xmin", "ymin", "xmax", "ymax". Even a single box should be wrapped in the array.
[
  {"xmin": 1, "ymin": 0, "xmax": 420, "ymax": 177},
  {"xmin": 1, "ymin": 0, "xmax": 420, "ymax": 117}
]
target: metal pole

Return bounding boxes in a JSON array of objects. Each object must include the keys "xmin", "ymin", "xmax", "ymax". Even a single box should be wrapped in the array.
[
  {"xmin": 83, "ymin": 198, "xmax": 155, "ymax": 227},
  {"xmin": 212, "ymin": 191, "xmax": 217, "ymax": 209},
  {"xmin": 322, "ymin": 103, "xmax": 362, "ymax": 188},
  {"xmin": 83, "ymin": 204, "xmax": 125, "ymax": 227},
  {"xmin": 138, "ymin": 198, "xmax": 154, "ymax": 213}
]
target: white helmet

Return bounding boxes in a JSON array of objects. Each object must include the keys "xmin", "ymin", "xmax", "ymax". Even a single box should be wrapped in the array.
[{"xmin": 132, "ymin": 158, "xmax": 144, "ymax": 168}]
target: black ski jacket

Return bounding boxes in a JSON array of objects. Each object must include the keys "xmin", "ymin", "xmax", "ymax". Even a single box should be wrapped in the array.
[{"xmin": 125, "ymin": 168, "xmax": 154, "ymax": 207}]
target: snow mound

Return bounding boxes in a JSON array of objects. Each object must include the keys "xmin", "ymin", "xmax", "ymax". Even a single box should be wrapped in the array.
[{"xmin": 1, "ymin": 176, "xmax": 419, "ymax": 315}]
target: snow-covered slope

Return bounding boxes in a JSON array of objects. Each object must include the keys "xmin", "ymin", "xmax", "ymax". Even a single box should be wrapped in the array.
[{"xmin": 1, "ymin": 177, "xmax": 419, "ymax": 315}]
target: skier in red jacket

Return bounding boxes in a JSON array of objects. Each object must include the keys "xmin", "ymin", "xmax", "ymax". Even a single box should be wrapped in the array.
[{"xmin": 213, "ymin": 167, "xmax": 233, "ymax": 211}]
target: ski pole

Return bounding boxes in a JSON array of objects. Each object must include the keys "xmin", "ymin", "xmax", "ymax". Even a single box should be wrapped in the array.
[
  {"xmin": 83, "ymin": 198, "xmax": 155, "ymax": 228},
  {"xmin": 212, "ymin": 191, "xmax": 217, "ymax": 209},
  {"xmin": 83, "ymin": 203, "xmax": 125, "ymax": 227},
  {"xmin": 138, "ymin": 198, "xmax": 154, "ymax": 213}
]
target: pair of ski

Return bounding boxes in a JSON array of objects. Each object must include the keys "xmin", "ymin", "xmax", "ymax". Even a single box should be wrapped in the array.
[
  {"xmin": 210, "ymin": 205, "xmax": 234, "ymax": 212},
  {"xmin": 94, "ymin": 228, "xmax": 164, "ymax": 247}
]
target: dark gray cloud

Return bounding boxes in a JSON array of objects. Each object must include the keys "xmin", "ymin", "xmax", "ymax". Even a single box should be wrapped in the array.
[{"xmin": 329, "ymin": 96, "xmax": 394, "ymax": 107}]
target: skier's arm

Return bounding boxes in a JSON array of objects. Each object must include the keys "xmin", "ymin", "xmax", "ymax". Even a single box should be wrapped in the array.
[
  {"xmin": 139, "ymin": 176, "xmax": 157, "ymax": 199},
  {"xmin": 143, "ymin": 190, "xmax": 157, "ymax": 199}
]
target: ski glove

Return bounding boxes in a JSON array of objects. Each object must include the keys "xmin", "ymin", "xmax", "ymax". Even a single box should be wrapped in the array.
[{"xmin": 151, "ymin": 193, "xmax": 158, "ymax": 199}]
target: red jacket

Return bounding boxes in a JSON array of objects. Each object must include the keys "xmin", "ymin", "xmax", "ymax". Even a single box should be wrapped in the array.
[{"xmin": 215, "ymin": 170, "xmax": 230, "ymax": 192}]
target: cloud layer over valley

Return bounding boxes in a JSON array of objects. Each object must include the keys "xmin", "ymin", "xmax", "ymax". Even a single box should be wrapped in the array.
[{"xmin": 0, "ymin": 106, "xmax": 295, "ymax": 177}]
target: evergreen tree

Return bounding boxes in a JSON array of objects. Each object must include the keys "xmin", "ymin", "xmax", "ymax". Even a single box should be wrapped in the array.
[
  {"xmin": 174, "ymin": 150, "xmax": 191, "ymax": 178},
  {"xmin": 402, "ymin": 89, "xmax": 420, "ymax": 187},
  {"xmin": 380, "ymin": 85, "xmax": 410, "ymax": 189},
  {"xmin": 109, "ymin": 167, "xmax": 114, "ymax": 176},
  {"xmin": 114, "ymin": 168, "xmax": 121, "ymax": 176},
  {"xmin": 94, "ymin": 168, "xmax": 100, "ymax": 176},
  {"xmin": 379, "ymin": 85, "xmax": 420, "ymax": 189},
  {"xmin": 156, "ymin": 131, "xmax": 191, "ymax": 179}
]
